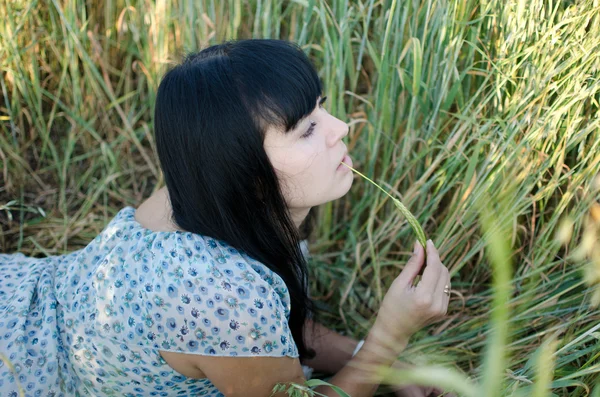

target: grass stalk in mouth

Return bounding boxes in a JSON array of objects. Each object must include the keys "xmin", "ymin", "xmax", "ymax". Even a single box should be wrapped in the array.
[{"xmin": 340, "ymin": 161, "xmax": 427, "ymax": 249}]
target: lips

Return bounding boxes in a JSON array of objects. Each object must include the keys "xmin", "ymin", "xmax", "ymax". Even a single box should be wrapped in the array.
[
  {"xmin": 337, "ymin": 151, "xmax": 353, "ymax": 171},
  {"xmin": 340, "ymin": 151, "xmax": 348, "ymax": 164}
]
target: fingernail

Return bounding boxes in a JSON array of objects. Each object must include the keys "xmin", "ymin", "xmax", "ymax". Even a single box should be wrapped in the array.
[{"xmin": 413, "ymin": 241, "xmax": 418, "ymax": 253}]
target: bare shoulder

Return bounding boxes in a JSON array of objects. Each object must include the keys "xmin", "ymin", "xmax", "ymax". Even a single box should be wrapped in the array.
[{"xmin": 160, "ymin": 350, "xmax": 305, "ymax": 397}]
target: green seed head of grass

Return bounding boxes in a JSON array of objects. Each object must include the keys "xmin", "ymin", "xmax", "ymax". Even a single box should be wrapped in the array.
[{"xmin": 339, "ymin": 160, "xmax": 428, "ymax": 249}]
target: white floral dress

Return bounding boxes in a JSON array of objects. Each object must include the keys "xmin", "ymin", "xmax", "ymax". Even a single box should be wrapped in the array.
[{"xmin": 0, "ymin": 206, "xmax": 305, "ymax": 396}]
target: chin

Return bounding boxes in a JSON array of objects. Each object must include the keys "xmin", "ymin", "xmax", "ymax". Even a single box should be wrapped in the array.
[{"xmin": 324, "ymin": 174, "xmax": 354, "ymax": 204}]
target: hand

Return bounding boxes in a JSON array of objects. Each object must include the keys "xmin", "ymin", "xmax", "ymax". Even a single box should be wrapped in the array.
[{"xmin": 373, "ymin": 240, "xmax": 451, "ymax": 345}]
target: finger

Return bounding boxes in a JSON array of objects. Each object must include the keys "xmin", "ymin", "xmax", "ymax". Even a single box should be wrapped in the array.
[
  {"xmin": 442, "ymin": 271, "xmax": 451, "ymax": 315},
  {"xmin": 395, "ymin": 241, "xmax": 425, "ymax": 288},
  {"xmin": 426, "ymin": 239, "xmax": 443, "ymax": 265},
  {"xmin": 415, "ymin": 240, "xmax": 442, "ymax": 295},
  {"xmin": 432, "ymin": 266, "xmax": 450, "ymax": 315}
]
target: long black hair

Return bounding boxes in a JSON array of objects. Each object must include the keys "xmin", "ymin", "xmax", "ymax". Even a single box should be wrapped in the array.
[{"xmin": 154, "ymin": 39, "xmax": 322, "ymax": 361}]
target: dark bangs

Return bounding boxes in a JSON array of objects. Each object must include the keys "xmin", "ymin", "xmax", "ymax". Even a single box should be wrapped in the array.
[{"xmin": 227, "ymin": 40, "xmax": 323, "ymax": 134}]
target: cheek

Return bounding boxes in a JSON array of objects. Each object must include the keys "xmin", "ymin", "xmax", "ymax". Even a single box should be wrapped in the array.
[
  {"xmin": 295, "ymin": 148, "xmax": 327, "ymax": 181},
  {"xmin": 294, "ymin": 151, "xmax": 332, "ymax": 193},
  {"xmin": 274, "ymin": 149, "xmax": 327, "ymax": 195},
  {"xmin": 273, "ymin": 145, "xmax": 321, "ymax": 174}
]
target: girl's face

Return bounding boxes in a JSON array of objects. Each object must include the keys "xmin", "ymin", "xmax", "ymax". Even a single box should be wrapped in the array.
[{"xmin": 264, "ymin": 96, "xmax": 354, "ymax": 227}]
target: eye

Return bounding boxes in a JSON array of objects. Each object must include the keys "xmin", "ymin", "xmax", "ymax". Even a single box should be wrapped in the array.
[
  {"xmin": 301, "ymin": 121, "xmax": 316, "ymax": 139},
  {"xmin": 300, "ymin": 97, "xmax": 327, "ymax": 139}
]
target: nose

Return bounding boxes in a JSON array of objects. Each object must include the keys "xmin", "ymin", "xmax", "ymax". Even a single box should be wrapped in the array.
[{"xmin": 328, "ymin": 117, "xmax": 349, "ymax": 147}]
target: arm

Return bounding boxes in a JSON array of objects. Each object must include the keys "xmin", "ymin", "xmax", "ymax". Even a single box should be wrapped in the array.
[
  {"xmin": 301, "ymin": 319, "xmax": 416, "ymax": 375},
  {"xmin": 161, "ymin": 319, "xmax": 407, "ymax": 397},
  {"xmin": 300, "ymin": 318, "xmax": 364, "ymax": 375},
  {"xmin": 302, "ymin": 320, "xmax": 455, "ymax": 397},
  {"xmin": 311, "ymin": 324, "xmax": 410, "ymax": 396}
]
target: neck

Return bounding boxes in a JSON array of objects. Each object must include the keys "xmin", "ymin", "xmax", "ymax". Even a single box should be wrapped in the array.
[{"xmin": 289, "ymin": 207, "xmax": 310, "ymax": 231}]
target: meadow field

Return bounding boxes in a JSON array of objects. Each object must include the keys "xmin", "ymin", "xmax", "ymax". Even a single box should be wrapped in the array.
[{"xmin": 1, "ymin": 0, "xmax": 599, "ymax": 396}]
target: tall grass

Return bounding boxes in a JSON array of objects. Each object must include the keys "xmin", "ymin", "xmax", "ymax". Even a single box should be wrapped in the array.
[{"xmin": 1, "ymin": 0, "xmax": 599, "ymax": 395}]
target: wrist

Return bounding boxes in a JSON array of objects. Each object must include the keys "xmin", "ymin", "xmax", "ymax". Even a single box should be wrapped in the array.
[
  {"xmin": 348, "ymin": 331, "xmax": 408, "ymax": 384},
  {"xmin": 372, "ymin": 316, "xmax": 413, "ymax": 347},
  {"xmin": 363, "ymin": 322, "xmax": 410, "ymax": 362},
  {"xmin": 351, "ymin": 339, "xmax": 365, "ymax": 357}
]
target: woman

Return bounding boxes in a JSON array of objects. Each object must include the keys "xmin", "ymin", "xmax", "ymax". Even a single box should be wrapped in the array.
[{"xmin": 0, "ymin": 39, "xmax": 453, "ymax": 396}]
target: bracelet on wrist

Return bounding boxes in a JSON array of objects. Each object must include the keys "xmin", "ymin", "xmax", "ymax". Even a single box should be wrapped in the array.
[{"xmin": 351, "ymin": 339, "xmax": 365, "ymax": 357}]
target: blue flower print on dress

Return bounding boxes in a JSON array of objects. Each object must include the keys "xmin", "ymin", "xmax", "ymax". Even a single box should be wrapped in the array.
[{"xmin": 0, "ymin": 206, "xmax": 298, "ymax": 396}]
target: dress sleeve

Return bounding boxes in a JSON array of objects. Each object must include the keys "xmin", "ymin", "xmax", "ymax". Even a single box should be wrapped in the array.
[{"xmin": 93, "ymin": 233, "xmax": 299, "ymax": 358}]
